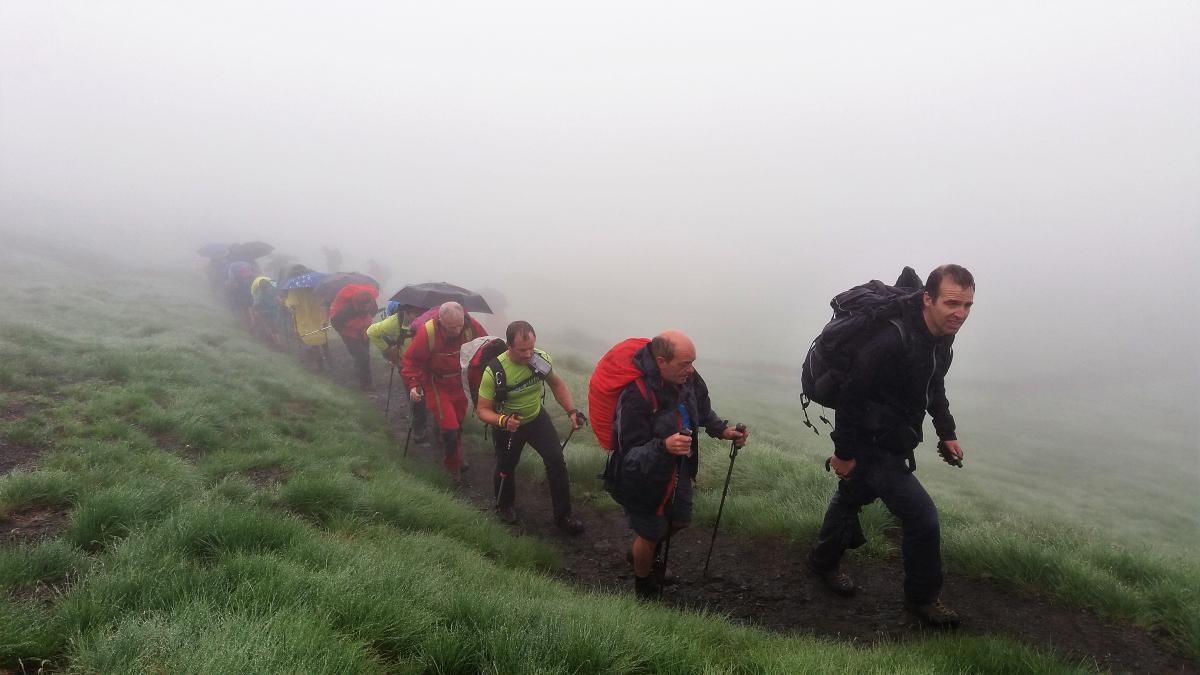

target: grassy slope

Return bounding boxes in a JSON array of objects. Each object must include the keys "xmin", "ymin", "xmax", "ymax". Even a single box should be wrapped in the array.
[
  {"xmin": 512, "ymin": 348, "xmax": 1200, "ymax": 660},
  {"xmin": 0, "ymin": 240, "xmax": 1084, "ymax": 673}
]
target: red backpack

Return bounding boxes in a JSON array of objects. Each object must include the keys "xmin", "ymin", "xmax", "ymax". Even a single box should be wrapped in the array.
[{"xmin": 587, "ymin": 337, "xmax": 653, "ymax": 451}]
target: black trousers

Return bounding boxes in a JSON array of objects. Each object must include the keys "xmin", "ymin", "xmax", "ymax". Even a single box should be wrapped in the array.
[
  {"xmin": 809, "ymin": 451, "xmax": 943, "ymax": 605},
  {"xmin": 341, "ymin": 336, "xmax": 372, "ymax": 387},
  {"xmin": 492, "ymin": 411, "xmax": 572, "ymax": 518}
]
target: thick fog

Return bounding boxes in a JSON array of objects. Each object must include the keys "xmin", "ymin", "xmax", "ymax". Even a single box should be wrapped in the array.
[{"xmin": 2, "ymin": 2, "xmax": 1197, "ymax": 403}]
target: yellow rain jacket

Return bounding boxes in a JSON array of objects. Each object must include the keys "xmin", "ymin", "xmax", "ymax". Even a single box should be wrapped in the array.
[{"xmin": 285, "ymin": 288, "xmax": 329, "ymax": 346}]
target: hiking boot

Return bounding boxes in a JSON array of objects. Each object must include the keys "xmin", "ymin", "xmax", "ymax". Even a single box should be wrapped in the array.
[
  {"xmin": 806, "ymin": 559, "xmax": 856, "ymax": 596},
  {"xmin": 555, "ymin": 515, "xmax": 585, "ymax": 536},
  {"xmin": 634, "ymin": 574, "xmax": 660, "ymax": 600},
  {"xmin": 496, "ymin": 506, "xmax": 518, "ymax": 524},
  {"xmin": 906, "ymin": 598, "xmax": 961, "ymax": 628}
]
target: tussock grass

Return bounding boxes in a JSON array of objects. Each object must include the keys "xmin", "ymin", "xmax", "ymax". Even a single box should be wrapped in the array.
[{"xmin": 0, "ymin": 539, "xmax": 86, "ymax": 589}]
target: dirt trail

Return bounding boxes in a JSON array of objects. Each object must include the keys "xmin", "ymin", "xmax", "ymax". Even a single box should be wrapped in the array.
[{"xmin": 324, "ymin": 359, "xmax": 1195, "ymax": 674}]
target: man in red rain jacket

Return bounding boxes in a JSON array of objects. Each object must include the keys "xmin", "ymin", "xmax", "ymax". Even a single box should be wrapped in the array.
[
  {"xmin": 329, "ymin": 283, "xmax": 380, "ymax": 390},
  {"xmin": 401, "ymin": 302, "xmax": 487, "ymax": 477}
]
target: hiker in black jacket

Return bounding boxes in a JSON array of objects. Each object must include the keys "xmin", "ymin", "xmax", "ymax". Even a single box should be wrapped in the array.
[
  {"xmin": 808, "ymin": 264, "xmax": 975, "ymax": 628},
  {"xmin": 603, "ymin": 330, "xmax": 748, "ymax": 599}
]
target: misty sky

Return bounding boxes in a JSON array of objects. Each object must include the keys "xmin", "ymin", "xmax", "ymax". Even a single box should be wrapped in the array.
[{"xmin": 2, "ymin": 2, "xmax": 1198, "ymax": 389}]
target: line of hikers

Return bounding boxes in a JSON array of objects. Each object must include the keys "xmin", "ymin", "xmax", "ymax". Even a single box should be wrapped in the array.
[{"xmin": 208, "ymin": 254, "xmax": 976, "ymax": 628}]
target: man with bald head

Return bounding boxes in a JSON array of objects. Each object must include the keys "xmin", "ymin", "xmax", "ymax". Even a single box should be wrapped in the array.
[
  {"xmin": 401, "ymin": 301, "xmax": 487, "ymax": 477},
  {"xmin": 602, "ymin": 330, "xmax": 748, "ymax": 599}
]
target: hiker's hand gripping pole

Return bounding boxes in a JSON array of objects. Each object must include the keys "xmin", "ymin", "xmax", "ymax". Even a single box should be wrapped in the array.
[
  {"xmin": 560, "ymin": 410, "xmax": 588, "ymax": 452},
  {"xmin": 703, "ymin": 423, "xmax": 748, "ymax": 578}
]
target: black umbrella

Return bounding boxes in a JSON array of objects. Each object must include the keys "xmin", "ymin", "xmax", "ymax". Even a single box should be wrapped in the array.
[
  {"xmin": 389, "ymin": 282, "xmax": 492, "ymax": 314},
  {"xmin": 228, "ymin": 241, "xmax": 274, "ymax": 261},
  {"xmin": 197, "ymin": 242, "xmax": 230, "ymax": 258},
  {"xmin": 314, "ymin": 272, "xmax": 380, "ymax": 305}
]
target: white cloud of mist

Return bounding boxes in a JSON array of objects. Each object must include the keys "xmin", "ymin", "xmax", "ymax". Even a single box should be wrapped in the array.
[{"xmin": 2, "ymin": 0, "xmax": 1197, "ymax": 395}]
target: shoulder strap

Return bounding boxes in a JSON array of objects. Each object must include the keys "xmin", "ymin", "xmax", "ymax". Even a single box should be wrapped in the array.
[
  {"xmin": 424, "ymin": 319, "xmax": 436, "ymax": 345},
  {"xmin": 888, "ymin": 317, "xmax": 909, "ymax": 348},
  {"xmin": 487, "ymin": 356, "xmax": 509, "ymax": 406},
  {"xmin": 633, "ymin": 378, "xmax": 658, "ymax": 413}
]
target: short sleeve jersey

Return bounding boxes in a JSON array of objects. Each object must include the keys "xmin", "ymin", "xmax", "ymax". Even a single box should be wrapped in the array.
[{"xmin": 478, "ymin": 349, "xmax": 553, "ymax": 424}]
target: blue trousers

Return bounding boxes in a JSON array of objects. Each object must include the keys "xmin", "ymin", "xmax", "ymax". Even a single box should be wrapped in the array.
[{"xmin": 809, "ymin": 451, "xmax": 943, "ymax": 604}]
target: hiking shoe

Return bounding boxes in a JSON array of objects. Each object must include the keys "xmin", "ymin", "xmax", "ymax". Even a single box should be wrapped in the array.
[
  {"xmin": 555, "ymin": 515, "xmax": 585, "ymax": 536},
  {"xmin": 906, "ymin": 599, "xmax": 961, "ymax": 628},
  {"xmin": 496, "ymin": 506, "xmax": 518, "ymax": 524},
  {"xmin": 806, "ymin": 559, "xmax": 856, "ymax": 596},
  {"xmin": 634, "ymin": 575, "xmax": 661, "ymax": 600}
]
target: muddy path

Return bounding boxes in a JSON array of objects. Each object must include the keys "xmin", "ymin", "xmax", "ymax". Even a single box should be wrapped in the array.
[{"xmin": 317, "ymin": 355, "xmax": 1195, "ymax": 674}]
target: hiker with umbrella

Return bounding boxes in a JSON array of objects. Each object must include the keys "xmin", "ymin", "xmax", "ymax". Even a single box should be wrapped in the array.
[
  {"xmin": 249, "ymin": 274, "xmax": 285, "ymax": 349},
  {"xmin": 320, "ymin": 274, "xmax": 380, "ymax": 390},
  {"xmin": 367, "ymin": 300, "xmax": 428, "ymax": 436},
  {"xmin": 223, "ymin": 260, "xmax": 259, "ymax": 324},
  {"xmin": 400, "ymin": 299, "xmax": 488, "ymax": 480},
  {"xmin": 281, "ymin": 265, "xmax": 332, "ymax": 371},
  {"xmin": 599, "ymin": 330, "xmax": 748, "ymax": 599}
]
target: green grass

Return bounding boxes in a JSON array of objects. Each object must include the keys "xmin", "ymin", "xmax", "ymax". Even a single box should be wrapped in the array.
[
  {"xmin": 0, "ymin": 234, "xmax": 1174, "ymax": 672},
  {"xmin": 517, "ymin": 349, "xmax": 1200, "ymax": 659}
]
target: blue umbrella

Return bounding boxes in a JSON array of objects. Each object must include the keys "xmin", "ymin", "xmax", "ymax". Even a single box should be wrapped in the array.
[{"xmin": 281, "ymin": 271, "xmax": 327, "ymax": 290}]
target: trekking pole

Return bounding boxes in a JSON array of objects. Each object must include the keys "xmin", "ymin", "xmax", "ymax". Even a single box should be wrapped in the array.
[
  {"xmin": 300, "ymin": 324, "xmax": 332, "ymax": 338},
  {"xmin": 383, "ymin": 336, "xmax": 398, "ymax": 420},
  {"xmin": 495, "ymin": 473, "xmax": 508, "ymax": 507},
  {"xmin": 403, "ymin": 386, "xmax": 423, "ymax": 458},
  {"xmin": 660, "ymin": 454, "xmax": 685, "ymax": 588},
  {"xmin": 703, "ymin": 423, "xmax": 748, "ymax": 578},
  {"xmin": 385, "ymin": 365, "xmax": 395, "ymax": 419},
  {"xmin": 560, "ymin": 410, "xmax": 588, "ymax": 452},
  {"xmin": 659, "ymin": 428, "xmax": 693, "ymax": 589}
]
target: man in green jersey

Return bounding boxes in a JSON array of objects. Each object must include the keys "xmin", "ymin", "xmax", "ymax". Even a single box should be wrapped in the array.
[{"xmin": 476, "ymin": 321, "xmax": 585, "ymax": 534}]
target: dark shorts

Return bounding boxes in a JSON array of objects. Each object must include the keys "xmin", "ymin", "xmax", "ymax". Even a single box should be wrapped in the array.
[{"xmin": 623, "ymin": 476, "xmax": 694, "ymax": 541}]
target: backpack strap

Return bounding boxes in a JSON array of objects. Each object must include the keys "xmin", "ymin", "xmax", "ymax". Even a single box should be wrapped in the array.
[
  {"xmin": 888, "ymin": 317, "xmax": 910, "ymax": 348},
  {"xmin": 491, "ymin": 355, "xmax": 551, "ymax": 410},
  {"xmin": 633, "ymin": 378, "xmax": 658, "ymax": 413},
  {"xmin": 424, "ymin": 319, "xmax": 436, "ymax": 346},
  {"xmin": 488, "ymin": 357, "xmax": 508, "ymax": 405}
]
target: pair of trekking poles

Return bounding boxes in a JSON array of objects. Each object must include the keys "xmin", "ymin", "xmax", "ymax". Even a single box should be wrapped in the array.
[
  {"xmin": 495, "ymin": 410, "xmax": 587, "ymax": 509},
  {"xmin": 656, "ymin": 422, "xmax": 748, "ymax": 586}
]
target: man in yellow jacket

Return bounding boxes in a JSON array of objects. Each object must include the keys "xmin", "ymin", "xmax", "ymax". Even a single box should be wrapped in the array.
[{"xmin": 367, "ymin": 301, "xmax": 426, "ymax": 436}]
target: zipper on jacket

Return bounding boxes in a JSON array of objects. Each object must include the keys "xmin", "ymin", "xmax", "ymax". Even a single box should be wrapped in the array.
[{"xmin": 925, "ymin": 345, "xmax": 938, "ymax": 409}]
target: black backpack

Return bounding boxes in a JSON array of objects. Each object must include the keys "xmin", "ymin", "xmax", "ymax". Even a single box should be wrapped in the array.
[{"xmin": 800, "ymin": 267, "xmax": 923, "ymax": 434}]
